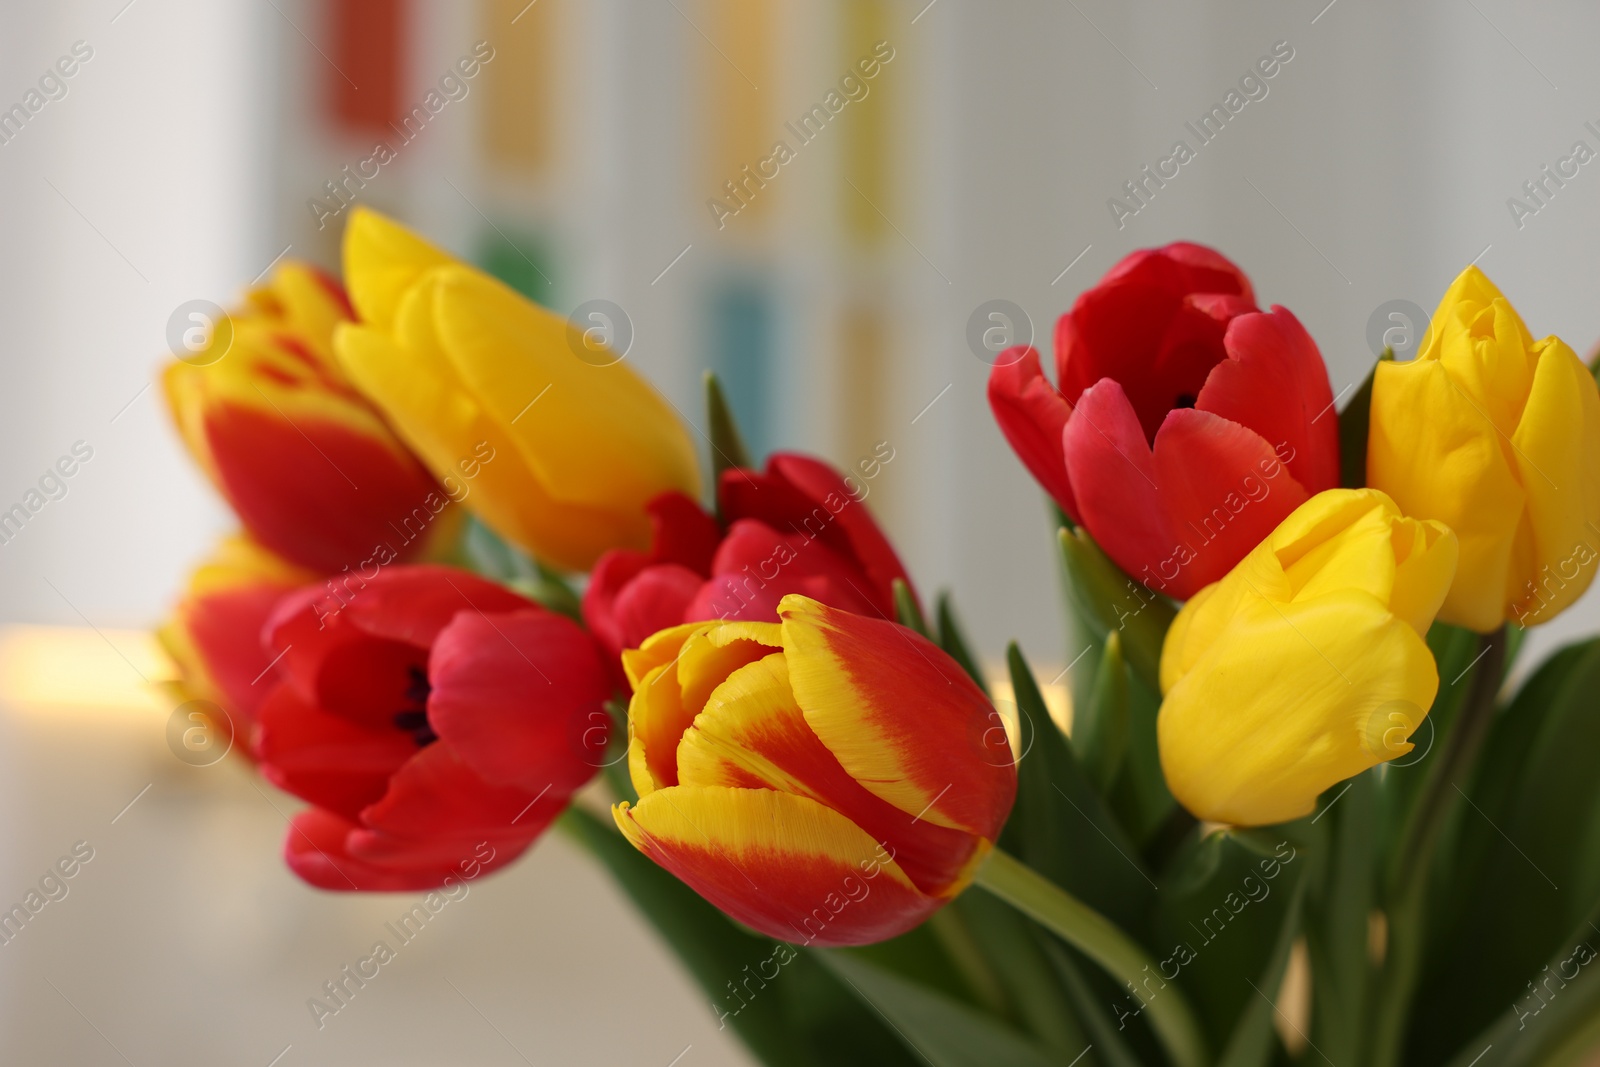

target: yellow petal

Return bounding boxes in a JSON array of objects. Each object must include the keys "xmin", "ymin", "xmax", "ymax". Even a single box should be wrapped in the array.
[
  {"xmin": 341, "ymin": 207, "xmax": 454, "ymax": 331},
  {"xmin": 1158, "ymin": 590, "xmax": 1440, "ymax": 826}
]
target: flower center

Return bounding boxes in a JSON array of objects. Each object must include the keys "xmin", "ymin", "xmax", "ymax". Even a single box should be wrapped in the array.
[
  {"xmin": 1175, "ymin": 392, "xmax": 1197, "ymax": 409},
  {"xmin": 393, "ymin": 664, "xmax": 437, "ymax": 747}
]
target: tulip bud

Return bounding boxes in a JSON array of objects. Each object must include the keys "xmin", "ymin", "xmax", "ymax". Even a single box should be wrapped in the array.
[
  {"xmin": 612, "ymin": 595, "xmax": 1016, "ymax": 946},
  {"xmin": 1158, "ymin": 489, "xmax": 1457, "ymax": 826},
  {"xmin": 1368, "ymin": 265, "xmax": 1600, "ymax": 631},
  {"xmin": 159, "ymin": 534, "xmax": 316, "ymax": 736},
  {"xmin": 163, "ymin": 263, "xmax": 456, "ymax": 573},
  {"xmin": 988, "ymin": 242, "xmax": 1341, "ymax": 601},
  {"xmin": 333, "ymin": 208, "xmax": 702, "ymax": 573}
]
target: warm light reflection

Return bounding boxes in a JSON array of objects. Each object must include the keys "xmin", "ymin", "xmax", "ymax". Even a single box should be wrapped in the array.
[{"xmin": 0, "ymin": 625, "xmax": 173, "ymax": 716}]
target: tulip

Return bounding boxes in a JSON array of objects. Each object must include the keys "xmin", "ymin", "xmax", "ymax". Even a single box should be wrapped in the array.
[
  {"xmin": 254, "ymin": 565, "xmax": 612, "ymax": 890},
  {"xmin": 159, "ymin": 534, "xmax": 317, "ymax": 737},
  {"xmin": 583, "ymin": 451, "xmax": 914, "ymax": 664},
  {"xmin": 612, "ymin": 595, "xmax": 1016, "ymax": 946},
  {"xmin": 1158, "ymin": 488, "xmax": 1457, "ymax": 826},
  {"xmin": 988, "ymin": 242, "xmax": 1340, "ymax": 600},
  {"xmin": 333, "ymin": 208, "xmax": 702, "ymax": 573},
  {"xmin": 164, "ymin": 262, "xmax": 457, "ymax": 574},
  {"xmin": 1368, "ymin": 265, "xmax": 1600, "ymax": 631}
]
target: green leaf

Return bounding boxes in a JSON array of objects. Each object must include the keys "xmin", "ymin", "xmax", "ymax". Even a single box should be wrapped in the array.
[
  {"xmin": 560, "ymin": 806, "xmax": 916, "ymax": 1067},
  {"xmin": 934, "ymin": 593, "xmax": 988, "ymax": 692},
  {"xmin": 1150, "ymin": 829, "xmax": 1307, "ymax": 1055},
  {"xmin": 1305, "ymin": 770, "xmax": 1377, "ymax": 1066},
  {"xmin": 817, "ymin": 952, "xmax": 1066, "ymax": 1067},
  {"xmin": 1056, "ymin": 526, "xmax": 1174, "ymax": 695},
  {"xmin": 1074, "ymin": 632, "xmax": 1131, "ymax": 796},
  {"xmin": 706, "ymin": 370, "xmax": 753, "ymax": 508},
  {"xmin": 892, "ymin": 577, "xmax": 929, "ymax": 638},
  {"xmin": 951, "ymin": 889, "xmax": 1089, "ymax": 1054},
  {"xmin": 1110, "ymin": 669, "xmax": 1180, "ymax": 849},
  {"xmin": 1337, "ymin": 355, "xmax": 1383, "ymax": 490},
  {"xmin": 1411, "ymin": 638, "xmax": 1600, "ymax": 1061},
  {"xmin": 1215, "ymin": 877, "xmax": 1306, "ymax": 1067},
  {"xmin": 999, "ymin": 643, "xmax": 1156, "ymax": 931},
  {"xmin": 1035, "ymin": 936, "xmax": 1152, "ymax": 1067}
]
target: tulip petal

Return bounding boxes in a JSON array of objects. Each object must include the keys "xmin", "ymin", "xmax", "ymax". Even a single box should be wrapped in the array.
[
  {"xmin": 285, "ymin": 808, "xmax": 518, "ymax": 892},
  {"xmin": 1158, "ymin": 590, "xmax": 1439, "ymax": 826},
  {"xmin": 985, "ymin": 347, "xmax": 1078, "ymax": 519},
  {"xmin": 428, "ymin": 608, "xmax": 609, "ymax": 792},
  {"xmin": 360, "ymin": 741, "xmax": 564, "ymax": 840},
  {"xmin": 1066, "ymin": 380, "xmax": 1312, "ymax": 599},
  {"xmin": 343, "ymin": 206, "xmax": 455, "ymax": 331},
  {"xmin": 778, "ymin": 597, "xmax": 1015, "ymax": 838},
  {"xmin": 614, "ymin": 786, "xmax": 940, "ymax": 946},
  {"xmin": 677, "ymin": 654, "xmax": 988, "ymax": 897},
  {"xmin": 1369, "ymin": 358, "xmax": 1523, "ymax": 631},
  {"xmin": 431, "ymin": 267, "xmax": 700, "ymax": 513},
  {"xmin": 254, "ymin": 685, "xmax": 416, "ymax": 820},
  {"xmin": 1199, "ymin": 306, "xmax": 1340, "ymax": 494},
  {"xmin": 1507, "ymin": 338, "xmax": 1600, "ymax": 625}
]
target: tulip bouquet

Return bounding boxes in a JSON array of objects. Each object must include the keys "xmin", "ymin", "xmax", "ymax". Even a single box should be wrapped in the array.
[{"xmin": 160, "ymin": 217, "xmax": 1600, "ymax": 1067}]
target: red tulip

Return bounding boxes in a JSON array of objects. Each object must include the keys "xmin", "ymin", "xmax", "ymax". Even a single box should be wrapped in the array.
[
  {"xmin": 253, "ymin": 565, "xmax": 611, "ymax": 890},
  {"xmin": 582, "ymin": 452, "xmax": 914, "ymax": 666},
  {"xmin": 989, "ymin": 242, "xmax": 1339, "ymax": 599}
]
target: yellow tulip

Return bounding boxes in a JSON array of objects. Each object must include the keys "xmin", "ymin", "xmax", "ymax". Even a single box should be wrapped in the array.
[
  {"xmin": 1368, "ymin": 265, "xmax": 1600, "ymax": 631},
  {"xmin": 333, "ymin": 208, "xmax": 701, "ymax": 572},
  {"xmin": 1158, "ymin": 489, "xmax": 1457, "ymax": 826}
]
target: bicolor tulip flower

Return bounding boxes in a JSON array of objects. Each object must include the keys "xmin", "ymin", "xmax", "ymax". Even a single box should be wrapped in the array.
[
  {"xmin": 159, "ymin": 534, "xmax": 317, "ymax": 739},
  {"xmin": 613, "ymin": 596, "xmax": 1016, "ymax": 946},
  {"xmin": 333, "ymin": 208, "xmax": 702, "ymax": 573},
  {"xmin": 988, "ymin": 242, "xmax": 1340, "ymax": 600},
  {"xmin": 1368, "ymin": 265, "xmax": 1600, "ymax": 631},
  {"xmin": 254, "ymin": 565, "xmax": 611, "ymax": 890},
  {"xmin": 583, "ymin": 451, "xmax": 914, "ymax": 665},
  {"xmin": 164, "ymin": 262, "xmax": 456, "ymax": 573},
  {"xmin": 1158, "ymin": 489, "xmax": 1457, "ymax": 826}
]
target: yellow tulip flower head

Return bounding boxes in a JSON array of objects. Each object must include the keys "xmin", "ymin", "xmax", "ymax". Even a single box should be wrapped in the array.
[
  {"xmin": 1368, "ymin": 265, "xmax": 1600, "ymax": 631},
  {"xmin": 333, "ymin": 208, "xmax": 702, "ymax": 572},
  {"xmin": 1158, "ymin": 489, "xmax": 1457, "ymax": 827}
]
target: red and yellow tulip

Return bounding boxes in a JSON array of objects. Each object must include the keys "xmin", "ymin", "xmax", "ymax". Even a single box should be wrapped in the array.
[
  {"xmin": 164, "ymin": 263, "xmax": 456, "ymax": 573},
  {"xmin": 333, "ymin": 208, "xmax": 702, "ymax": 573},
  {"xmin": 613, "ymin": 595, "xmax": 1016, "ymax": 946}
]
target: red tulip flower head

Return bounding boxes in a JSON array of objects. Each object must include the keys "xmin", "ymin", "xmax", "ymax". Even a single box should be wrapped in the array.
[
  {"xmin": 253, "ymin": 565, "xmax": 611, "ymax": 890},
  {"xmin": 988, "ymin": 242, "xmax": 1340, "ymax": 599},
  {"xmin": 583, "ymin": 451, "xmax": 913, "ymax": 666}
]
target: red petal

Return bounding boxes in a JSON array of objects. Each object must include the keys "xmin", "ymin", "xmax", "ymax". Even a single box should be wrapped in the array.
[
  {"xmin": 685, "ymin": 519, "xmax": 881, "ymax": 624},
  {"xmin": 284, "ymin": 808, "xmax": 526, "ymax": 891},
  {"xmin": 645, "ymin": 492, "xmax": 721, "ymax": 573},
  {"xmin": 608, "ymin": 563, "xmax": 703, "ymax": 656},
  {"xmin": 181, "ymin": 582, "xmax": 297, "ymax": 723},
  {"xmin": 1198, "ymin": 306, "xmax": 1340, "ymax": 495},
  {"xmin": 254, "ymin": 684, "xmax": 415, "ymax": 820},
  {"xmin": 427, "ymin": 609, "xmax": 610, "ymax": 791},
  {"xmin": 360, "ymin": 740, "xmax": 570, "ymax": 840},
  {"xmin": 987, "ymin": 347, "xmax": 1078, "ymax": 520},
  {"xmin": 1066, "ymin": 379, "xmax": 1313, "ymax": 599},
  {"xmin": 202, "ymin": 403, "xmax": 442, "ymax": 573}
]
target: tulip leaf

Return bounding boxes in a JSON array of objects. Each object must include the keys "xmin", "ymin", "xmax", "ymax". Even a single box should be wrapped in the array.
[
  {"xmin": 1074, "ymin": 632, "xmax": 1131, "ymax": 796},
  {"xmin": 950, "ymin": 889, "xmax": 1090, "ymax": 1055},
  {"xmin": 706, "ymin": 370, "xmax": 753, "ymax": 506},
  {"xmin": 935, "ymin": 592, "xmax": 988, "ymax": 692},
  {"xmin": 1409, "ymin": 637, "xmax": 1600, "ymax": 1061},
  {"xmin": 892, "ymin": 577, "xmax": 930, "ymax": 638},
  {"xmin": 999, "ymin": 642, "xmax": 1156, "ymax": 932},
  {"xmin": 816, "ymin": 952, "xmax": 1066, "ymax": 1067},
  {"xmin": 1056, "ymin": 526, "xmax": 1173, "ymax": 695},
  {"xmin": 1436, "ymin": 896, "xmax": 1600, "ymax": 1067},
  {"xmin": 1305, "ymin": 769, "xmax": 1378, "ymax": 1066},
  {"xmin": 1110, "ymin": 671, "xmax": 1181, "ymax": 849},
  {"xmin": 1215, "ymin": 875, "xmax": 1307, "ymax": 1067},
  {"xmin": 560, "ymin": 806, "xmax": 918, "ymax": 1067},
  {"xmin": 1150, "ymin": 829, "xmax": 1307, "ymax": 1055},
  {"xmin": 1035, "ymin": 935, "xmax": 1153, "ymax": 1067},
  {"xmin": 1336, "ymin": 356, "xmax": 1382, "ymax": 490}
]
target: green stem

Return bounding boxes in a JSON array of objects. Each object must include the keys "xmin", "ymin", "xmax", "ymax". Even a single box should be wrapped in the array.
[
  {"xmin": 973, "ymin": 847, "xmax": 1209, "ymax": 1067},
  {"xmin": 1369, "ymin": 626, "xmax": 1506, "ymax": 1067}
]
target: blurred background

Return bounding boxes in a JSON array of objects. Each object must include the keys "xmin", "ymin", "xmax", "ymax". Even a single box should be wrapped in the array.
[{"xmin": 3, "ymin": 0, "xmax": 1600, "ymax": 1062}]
